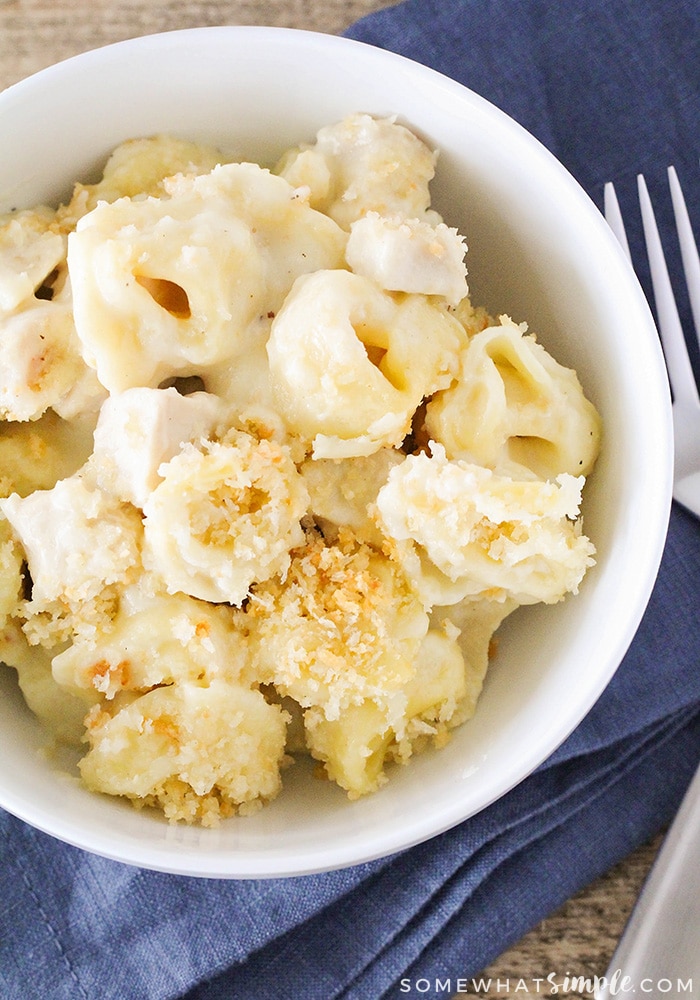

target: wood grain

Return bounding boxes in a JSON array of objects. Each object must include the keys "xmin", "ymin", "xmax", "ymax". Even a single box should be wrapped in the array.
[
  {"xmin": 0, "ymin": 1, "xmax": 661, "ymax": 991},
  {"xmin": 472, "ymin": 835, "xmax": 662, "ymax": 998},
  {"xmin": 0, "ymin": 0, "xmax": 395, "ymax": 91}
]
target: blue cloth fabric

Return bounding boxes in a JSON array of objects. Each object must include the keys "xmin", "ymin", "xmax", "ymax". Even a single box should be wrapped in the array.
[{"xmin": 2, "ymin": 2, "xmax": 700, "ymax": 998}]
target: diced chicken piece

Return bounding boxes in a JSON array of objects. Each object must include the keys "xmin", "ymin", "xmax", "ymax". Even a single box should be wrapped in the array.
[
  {"xmin": 92, "ymin": 386, "xmax": 225, "ymax": 507},
  {"xmin": 0, "ymin": 473, "xmax": 141, "ymax": 606},
  {"xmin": 346, "ymin": 212, "xmax": 468, "ymax": 305}
]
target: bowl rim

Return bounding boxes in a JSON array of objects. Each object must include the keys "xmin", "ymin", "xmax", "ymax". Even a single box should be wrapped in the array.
[{"xmin": 0, "ymin": 24, "xmax": 674, "ymax": 877}]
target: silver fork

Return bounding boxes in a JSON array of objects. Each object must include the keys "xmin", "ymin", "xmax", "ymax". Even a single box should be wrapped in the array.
[
  {"xmin": 595, "ymin": 170, "xmax": 700, "ymax": 997},
  {"xmin": 604, "ymin": 168, "xmax": 700, "ymax": 519}
]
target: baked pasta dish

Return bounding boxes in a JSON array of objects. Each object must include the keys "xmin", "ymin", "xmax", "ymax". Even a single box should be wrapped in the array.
[{"xmin": 0, "ymin": 115, "xmax": 601, "ymax": 825}]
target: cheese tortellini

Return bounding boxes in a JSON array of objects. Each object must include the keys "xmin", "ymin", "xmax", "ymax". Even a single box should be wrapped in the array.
[
  {"xmin": 425, "ymin": 315, "xmax": 601, "ymax": 479},
  {"xmin": 142, "ymin": 430, "xmax": 310, "ymax": 605},
  {"xmin": 374, "ymin": 443, "xmax": 596, "ymax": 607},
  {"xmin": 266, "ymin": 268, "xmax": 465, "ymax": 457},
  {"xmin": 0, "ymin": 209, "xmax": 105, "ymax": 422},
  {"xmin": 277, "ymin": 113, "xmax": 439, "ymax": 229},
  {"xmin": 0, "ymin": 115, "xmax": 601, "ymax": 822},
  {"xmin": 68, "ymin": 162, "xmax": 347, "ymax": 392},
  {"xmin": 79, "ymin": 680, "xmax": 289, "ymax": 825}
]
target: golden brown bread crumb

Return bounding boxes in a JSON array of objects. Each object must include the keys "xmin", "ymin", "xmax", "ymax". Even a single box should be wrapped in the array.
[{"xmin": 0, "ymin": 116, "xmax": 600, "ymax": 821}]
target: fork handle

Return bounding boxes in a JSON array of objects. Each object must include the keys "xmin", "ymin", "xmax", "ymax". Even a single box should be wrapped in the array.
[{"xmin": 595, "ymin": 760, "xmax": 700, "ymax": 997}]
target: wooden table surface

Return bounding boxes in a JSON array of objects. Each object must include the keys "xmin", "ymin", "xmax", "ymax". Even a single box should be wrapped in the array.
[{"xmin": 0, "ymin": 2, "xmax": 664, "ymax": 995}]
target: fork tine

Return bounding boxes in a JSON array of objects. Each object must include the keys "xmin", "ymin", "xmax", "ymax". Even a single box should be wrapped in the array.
[
  {"xmin": 638, "ymin": 173, "xmax": 700, "ymax": 409},
  {"xmin": 603, "ymin": 182, "xmax": 632, "ymax": 260},
  {"xmin": 668, "ymin": 165, "xmax": 700, "ymax": 345}
]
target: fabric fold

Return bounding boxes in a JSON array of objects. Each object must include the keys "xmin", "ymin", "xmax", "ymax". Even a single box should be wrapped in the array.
[
  {"xmin": 184, "ymin": 709, "xmax": 700, "ymax": 1000},
  {"xmin": 346, "ymin": 0, "xmax": 700, "ymax": 339}
]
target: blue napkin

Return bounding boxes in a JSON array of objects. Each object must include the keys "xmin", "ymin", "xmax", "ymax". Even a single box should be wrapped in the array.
[{"xmin": 2, "ymin": 2, "xmax": 700, "ymax": 998}]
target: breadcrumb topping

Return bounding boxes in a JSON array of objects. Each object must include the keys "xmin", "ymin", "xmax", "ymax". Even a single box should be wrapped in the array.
[{"xmin": 0, "ymin": 115, "xmax": 601, "ymax": 821}]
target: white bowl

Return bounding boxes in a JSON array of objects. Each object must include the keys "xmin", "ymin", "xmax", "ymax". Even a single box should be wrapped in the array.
[{"xmin": 0, "ymin": 26, "xmax": 673, "ymax": 877}]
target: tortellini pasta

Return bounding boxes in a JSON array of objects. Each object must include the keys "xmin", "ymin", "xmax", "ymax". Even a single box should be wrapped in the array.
[
  {"xmin": 0, "ymin": 474, "xmax": 141, "ymax": 608},
  {"xmin": 0, "ymin": 470, "xmax": 143, "ymax": 646},
  {"xmin": 0, "ymin": 514, "xmax": 23, "ymax": 627},
  {"xmin": 425, "ymin": 315, "xmax": 601, "ymax": 479},
  {"xmin": 0, "ymin": 207, "xmax": 65, "ymax": 313},
  {"xmin": 0, "ymin": 410, "xmax": 95, "ymax": 499},
  {"xmin": 142, "ymin": 430, "xmax": 310, "ymax": 605},
  {"xmin": 52, "ymin": 585, "xmax": 251, "ymax": 701},
  {"xmin": 248, "ymin": 528, "xmax": 430, "ymax": 721},
  {"xmin": 76, "ymin": 134, "xmax": 226, "ymax": 210},
  {"xmin": 276, "ymin": 113, "xmax": 439, "ymax": 229},
  {"xmin": 68, "ymin": 162, "xmax": 346, "ymax": 391},
  {"xmin": 0, "ymin": 208, "xmax": 106, "ymax": 422},
  {"xmin": 0, "ymin": 114, "xmax": 601, "ymax": 824},
  {"xmin": 0, "ymin": 620, "xmax": 99, "ymax": 746},
  {"xmin": 374, "ymin": 442, "xmax": 596, "ymax": 607},
  {"xmin": 301, "ymin": 623, "xmax": 469, "ymax": 798},
  {"xmin": 300, "ymin": 448, "xmax": 404, "ymax": 546},
  {"xmin": 79, "ymin": 680, "xmax": 289, "ymax": 825},
  {"xmin": 266, "ymin": 268, "xmax": 465, "ymax": 457}
]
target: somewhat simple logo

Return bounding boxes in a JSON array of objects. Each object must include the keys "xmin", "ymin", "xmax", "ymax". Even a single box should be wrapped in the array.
[{"xmin": 397, "ymin": 971, "xmax": 695, "ymax": 996}]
